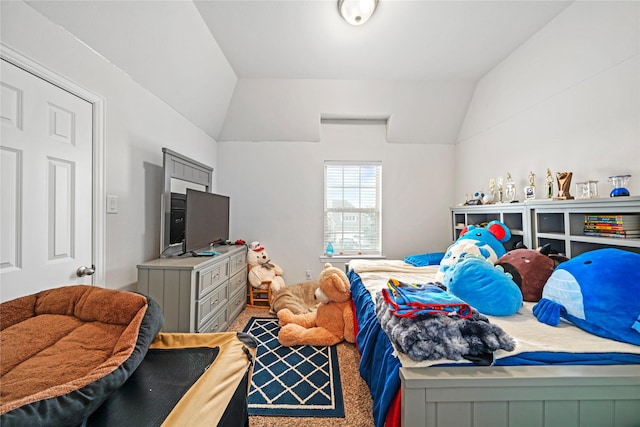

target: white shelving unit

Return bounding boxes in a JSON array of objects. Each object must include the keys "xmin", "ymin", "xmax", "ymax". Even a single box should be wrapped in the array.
[
  {"xmin": 451, "ymin": 197, "xmax": 640, "ymax": 257},
  {"xmin": 529, "ymin": 196, "xmax": 640, "ymax": 257}
]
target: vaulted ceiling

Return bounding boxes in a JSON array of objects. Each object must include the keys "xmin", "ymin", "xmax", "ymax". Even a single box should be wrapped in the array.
[{"xmin": 24, "ymin": 0, "xmax": 574, "ymax": 142}]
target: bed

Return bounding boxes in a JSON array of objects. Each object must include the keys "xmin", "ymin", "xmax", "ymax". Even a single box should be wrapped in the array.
[
  {"xmin": 0, "ymin": 285, "xmax": 256, "ymax": 427},
  {"xmin": 348, "ymin": 259, "xmax": 640, "ymax": 427}
]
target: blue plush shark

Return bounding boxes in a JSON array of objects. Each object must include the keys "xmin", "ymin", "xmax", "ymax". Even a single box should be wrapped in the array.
[{"xmin": 533, "ymin": 248, "xmax": 640, "ymax": 345}]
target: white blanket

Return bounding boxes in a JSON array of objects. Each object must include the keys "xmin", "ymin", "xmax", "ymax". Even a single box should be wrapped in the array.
[{"xmin": 349, "ymin": 259, "xmax": 640, "ymax": 368}]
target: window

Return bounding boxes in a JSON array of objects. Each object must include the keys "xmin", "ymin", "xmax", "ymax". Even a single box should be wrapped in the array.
[{"xmin": 324, "ymin": 161, "xmax": 382, "ymax": 256}]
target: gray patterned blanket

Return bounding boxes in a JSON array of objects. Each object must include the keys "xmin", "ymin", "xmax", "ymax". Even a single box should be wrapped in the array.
[{"xmin": 375, "ymin": 292, "xmax": 515, "ymax": 364}]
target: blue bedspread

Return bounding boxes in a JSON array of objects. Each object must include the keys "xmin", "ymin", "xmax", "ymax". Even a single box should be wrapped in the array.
[{"xmin": 349, "ymin": 269, "xmax": 399, "ymax": 427}]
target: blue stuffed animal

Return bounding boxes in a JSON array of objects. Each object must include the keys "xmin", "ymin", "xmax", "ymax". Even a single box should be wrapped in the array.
[
  {"xmin": 436, "ymin": 220, "xmax": 511, "ymax": 282},
  {"xmin": 442, "ymin": 255, "xmax": 523, "ymax": 316},
  {"xmin": 533, "ymin": 248, "xmax": 640, "ymax": 345}
]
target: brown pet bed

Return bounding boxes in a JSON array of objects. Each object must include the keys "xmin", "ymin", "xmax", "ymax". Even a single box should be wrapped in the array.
[{"xmin": 0, "ymin": 285, "xmax": 163, "ymax": 426}]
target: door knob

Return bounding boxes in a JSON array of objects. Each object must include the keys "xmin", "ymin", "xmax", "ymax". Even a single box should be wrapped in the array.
[{"xmin": 76, "ymin": 265, "xmax": 96, "ymax": 277}]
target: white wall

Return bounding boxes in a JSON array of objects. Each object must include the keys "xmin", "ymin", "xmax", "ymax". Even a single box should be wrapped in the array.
[
  {"xmin": 1, "ymin": 1, "xmax": 228, "ymax": 291},
  {"xmin": 22, "ymin": 0, "xmax": 237, "ymax": 140},
  {"xmin": 220, "ymin": 78, "xmax": 475, "ymax": 145},
  {"xmin": 218, "ymin": 122, "xmax": 455, "ymax": 284},
  {"xmin": 455, "ymin": 1, "xmax": 639, "ymax": 200}
]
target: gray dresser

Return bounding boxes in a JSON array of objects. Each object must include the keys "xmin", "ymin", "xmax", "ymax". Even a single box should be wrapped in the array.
[{"xmin": 137, "ymin": 245, "xmax": 247, "ymax": 333}]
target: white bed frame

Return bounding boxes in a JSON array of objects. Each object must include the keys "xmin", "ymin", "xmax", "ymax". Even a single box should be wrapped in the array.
[{"xmin": 400, "ymin": 364, "xmax": 640, "ymax": 427}]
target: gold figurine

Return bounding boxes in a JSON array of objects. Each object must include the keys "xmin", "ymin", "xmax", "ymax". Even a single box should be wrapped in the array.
[{"xmin": 546, "ymin": 168, "xmax": 553, "ymax": 198}]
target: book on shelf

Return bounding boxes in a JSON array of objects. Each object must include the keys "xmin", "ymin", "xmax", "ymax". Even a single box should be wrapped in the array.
[
  {"xmin": 583, "ymin": 225, "xmax": 640, "ymax": 231},
  {"xmin": 583, "ymin": 214, "xmax": 640, "ymax": 225},
  {"xmin": 583, "ymin": 230, "xmax": 640, "ymax": 238}
]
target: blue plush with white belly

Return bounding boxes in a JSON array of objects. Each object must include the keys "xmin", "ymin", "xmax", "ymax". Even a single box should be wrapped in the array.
[
  {"xmin": 436, "ymin": 220, "xmax": 512, "ymax": 282},
  {"xmin": 533, "ymin": 248, "xmax": 640, "ymax": 345}
]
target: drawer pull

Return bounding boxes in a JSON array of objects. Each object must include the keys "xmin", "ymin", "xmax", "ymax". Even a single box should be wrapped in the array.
[{"xmin": 211, "ymin": 298, "xmax": 218, "ymax": 306}]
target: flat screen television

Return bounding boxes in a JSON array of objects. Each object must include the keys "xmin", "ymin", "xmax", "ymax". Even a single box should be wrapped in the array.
[
  {"xmin": 183, "ymin": 189, "xmax": 230, "ymax": 253},
  {"xmin": 169, "ymin": 193, "xmax": 186, "ymax": 245}
]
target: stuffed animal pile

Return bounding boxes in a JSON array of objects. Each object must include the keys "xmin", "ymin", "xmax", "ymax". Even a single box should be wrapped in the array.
[
  {"xmin": 436, "ymin": 220, "xmax": 511, "ymax": 282},
  {"xmin": 431, "ymin": 220, "xmax": 524, "ymax": 315},
  {"xmin": 277, "ymin": 263, "xmax": 354, "ymax": 347},
  {"xmin": 247, "ymin": 241, "xmax": 285, "ymax": 293}
]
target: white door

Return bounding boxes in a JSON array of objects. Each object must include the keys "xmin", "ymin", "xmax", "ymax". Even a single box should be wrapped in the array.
[{"xmin": 1, "ymin": 58, "xmax": 94, "ymax": 302}]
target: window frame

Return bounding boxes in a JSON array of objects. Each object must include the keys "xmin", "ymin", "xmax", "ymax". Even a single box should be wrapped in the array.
[{"xmin": 323, "ymin": 160, "xmax": 382, "ymax": 256}]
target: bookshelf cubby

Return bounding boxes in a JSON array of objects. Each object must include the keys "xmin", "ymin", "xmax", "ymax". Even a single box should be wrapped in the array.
[
  {"xmin": 529, "ymin": 196, "xmax": 640, "ymax": 257},
  {"xmin": 450, "ymin": 203, "xmax": 530, "ymax": 250}
]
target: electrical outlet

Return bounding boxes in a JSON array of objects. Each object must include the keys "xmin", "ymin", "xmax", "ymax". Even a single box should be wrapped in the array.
[{"xmin": 305, "ymin": 270, "xmax": 312, "ymax": 280}]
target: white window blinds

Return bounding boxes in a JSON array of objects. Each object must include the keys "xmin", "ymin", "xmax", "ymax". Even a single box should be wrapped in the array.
[{"xmin": 324, "ymin": 161, "xmax": 382, "ymax": 256}]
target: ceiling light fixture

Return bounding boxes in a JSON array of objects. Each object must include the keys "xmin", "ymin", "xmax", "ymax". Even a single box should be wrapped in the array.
[{"xmin": 338, "ymin": 0, "xmax": 377, "ymax": 26}]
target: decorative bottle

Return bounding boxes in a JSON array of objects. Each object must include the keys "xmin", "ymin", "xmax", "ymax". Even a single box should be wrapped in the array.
[{"xmin": 325, "ymin": 242, "xmax": 334, "ymax": 257}]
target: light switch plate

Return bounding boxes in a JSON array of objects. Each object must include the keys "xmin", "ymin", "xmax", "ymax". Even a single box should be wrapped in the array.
[{"xmin": 107, "ymin": 195, "xmax": 118, "ymax": 214}]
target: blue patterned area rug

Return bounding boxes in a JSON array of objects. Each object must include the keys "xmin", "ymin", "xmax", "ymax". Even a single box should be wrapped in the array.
[{"xmin": 242, "ymin": 317, "xmax": 345, "ymax": 418}]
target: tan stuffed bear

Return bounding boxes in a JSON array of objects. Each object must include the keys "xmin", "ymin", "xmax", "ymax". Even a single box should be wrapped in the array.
[
  {"xmin": 247, "ymin": 242, "xmax": 285, "ymax": 293},
  {"xmin": 277, "ymin": 263, "xmax": 354, "ymax": 347}
]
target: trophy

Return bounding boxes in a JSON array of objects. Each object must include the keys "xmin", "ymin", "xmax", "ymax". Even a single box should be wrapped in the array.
[
  {"xmin": 545, "ymin": 168, "xmax": 553, "ymax": 198},
  {"xmin": 496, "ymin": 176, "xmax": 504, "ymax": 203},
  {"xmin": 505, "ymin": 173, "xmax": 516, "ymax": 203},
  {"xmin": 609, "ymin": 175, "xmax": 631, "ymax": 197},
  {"xmin": 524, "ymin": 171, "xmax": 536, "ymax": 200},
  {"xmin": 483, "ymin": 178, "xmax": 496, "ymax": 204},
  {"xmin": 554, "ymin": 172, "xmax": 574, "ymax": 200}
]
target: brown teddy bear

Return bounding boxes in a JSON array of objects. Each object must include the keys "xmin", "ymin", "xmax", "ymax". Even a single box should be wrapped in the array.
[
  {"xmin": 247, "ymin": 241, "xmax": 285, "ymax": 293},
  {"xmin": 277, "ymin": 263, "xmax": 355, "ymax": 347}
]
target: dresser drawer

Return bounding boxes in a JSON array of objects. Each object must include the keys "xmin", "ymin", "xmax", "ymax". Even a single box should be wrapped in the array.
[
  {"xmin": 229, "ymin": 250, "xmax": 247, "ymax": 276},
  {"xmin": 197, "ymin": 281, "xmax": 228, "ymax": 328},
  {"xmin": 197, "ymin": 259, "xmax": 229, "ymax": 299},
  {"xmin": 228, "ymin": 285, "xmax": 247, "ymax": 321},
  {"xmin": 198, "ymin": 307, "xmax": 227, "ymax": 333},
  {"xmin": 228, "ymin": 267, "xmax": 248, "ymax": 295}
]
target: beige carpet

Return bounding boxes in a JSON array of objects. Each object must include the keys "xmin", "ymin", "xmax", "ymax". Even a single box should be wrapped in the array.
[{"xmin": 227, "ymin": 307, "xmax": 374, "ymax": 427}]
